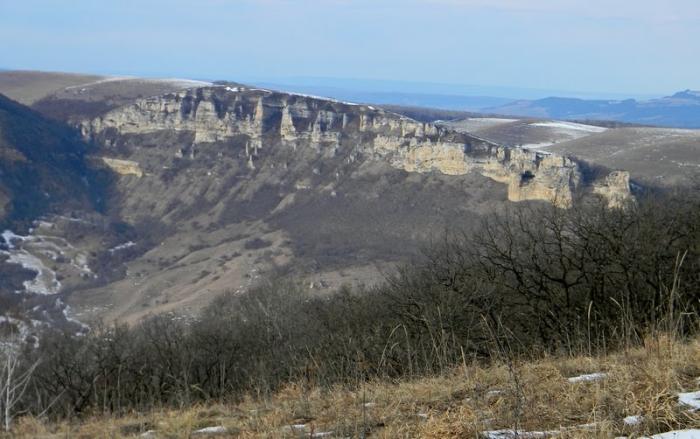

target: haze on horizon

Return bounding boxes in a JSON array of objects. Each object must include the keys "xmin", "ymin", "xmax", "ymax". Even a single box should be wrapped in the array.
[{"xmin": 0, "ymin": 0, "xmax": 699, "ymax": 99}]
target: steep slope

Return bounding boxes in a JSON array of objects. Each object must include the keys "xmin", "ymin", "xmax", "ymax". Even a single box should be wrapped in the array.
[
  {"xmin": 0, "ymin": 94, "xmax": 116, "ymax": 341},
  {"xmin": 0, "ymin": 93, "xmax": 101, "ymax": 227}
]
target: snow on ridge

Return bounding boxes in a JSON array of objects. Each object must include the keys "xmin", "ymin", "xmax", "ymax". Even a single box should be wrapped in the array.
[
  {"xmin": 63, "ymin": 76, "xmax": 134, "ymax": 90},
  {"xmin": 65, "ymin": 76, "xmax": 212, "ymax": 92},
  {"xmin": 531, "ymin": 121, "xmax": 608, "ymax": 133},
  {"xmin": 273, "ymin": 89, "xmax": 361, "ymax": 106},
  {"xmin": 143, "ymin": 78, "xmax": 213, "ymax": 88}
]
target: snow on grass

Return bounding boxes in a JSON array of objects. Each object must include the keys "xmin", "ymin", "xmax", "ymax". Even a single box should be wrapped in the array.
[
  {"xmin": 567, "ymin": 372, "xmax": 607, "ymax": 383},
  {"xmin": 192, "ymin": 425, "xmax": 227, "ymax": 435},
  {"xmin": 1, "ymin": 230, "xmax": 27, "ymax": 249},
  {"xmin": 0, "ymin": 247, "xmax": 61, "ymax": 295},
  {"xmin": 282, "ymin": 424, "xmax": 308, "ymax": 431},
  {"xmin": 531, "ymin": 121, "xmax": 608, "ymax": 133},
  {"xmin": 624, "ymin": 415, "xmax": 643, "ymax": 425},
  {"xmin": 1, "ymin": 230, "xmax": 66, "ymax": 295},
  {"xmin": 482, "ymin": 429, "xmax": 551, "ymax": 438},
  {"xmin": 483, "ymin": 422, "xmax": 600, "ymax": 438},
  {"xmin": 461, "ymin": 118, "xmax": 518, "ymax": 130},
  {"xmin": 643, "ymin": 429, "xmax": 700, "ymax": 439},
  {"xmin": 61, "ymin": 303, "xmax": 90, "ymax": 335},
  {"xmin": 678, "ymin": 391, "xmax": 700, "ymax": 410}
]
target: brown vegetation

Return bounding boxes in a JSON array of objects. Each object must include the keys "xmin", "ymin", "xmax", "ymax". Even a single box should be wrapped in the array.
[{"xmin": 3, "ymin": 191, "xmax": 700, "ymax": 437}]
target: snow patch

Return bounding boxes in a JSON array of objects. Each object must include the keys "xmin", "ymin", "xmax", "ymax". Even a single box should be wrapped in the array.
[
  {"xmin": 624, "ymin": 415, "xmax": 643, "ymax": 426},
  {"xmin": 0, "ymin": 231, "xmax": 62, "ymax": 295},
  {"xmin": 483, "ymin": 423, "xmax": 597, "ymax": 438},
  {"xmin": 283, "ymin": 90, "xmax": 361, "ymax": 106},
  {"xmin": 643, "ymin": 429, "xmax": 700, "ymax": 439},
  {"xmin": 193, "ymin": 425, "xmax": 227, "ymax": 435},
  {"xmin": 1, "ymin": 230, "xmax": 27, "ymax": 249},
  {"xmin": 567, "ymin": 372, "xmax": 607, "ymax": 383},
  {"xmin": 61, "ymin": 303, "xmax": 90, "ymax": 335},
  {"xmin": 109, "ymin": 241, "xmax": 136, "ymax": 253},
  {"xmin": 483, "ymin": 429, "xmax": 551, "ymax": 438},
  {"xmin": 678, "ymin": 391, "xmax": 700, "ymax": 410},
  {"xmin": 531, "ymin": 121, "xmax": 608, "ymax": 133},
  {"xmin": 153, "ymin": 78, "xmax": 212, "ymax": 88}
]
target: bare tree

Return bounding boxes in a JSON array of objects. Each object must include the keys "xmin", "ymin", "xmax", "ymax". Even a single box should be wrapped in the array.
[{"xmin": 0, "ymin": 339, "xmax": 39, "ymax": 432}]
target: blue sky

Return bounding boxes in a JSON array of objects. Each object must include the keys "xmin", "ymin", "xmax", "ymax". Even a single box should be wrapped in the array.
[{"xmin": 1, "ymin": 0, "xmax": 698, "ymax": 97}]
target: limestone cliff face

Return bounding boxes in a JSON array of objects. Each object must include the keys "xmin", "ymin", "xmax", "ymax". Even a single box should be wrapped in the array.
[
  {"xmin": 80, "ymin": 86, "xmax": 630, "ymax": 208},
  {"xmin": 592, "ymin": 170, "xmax": 633, "ymax": 208}
]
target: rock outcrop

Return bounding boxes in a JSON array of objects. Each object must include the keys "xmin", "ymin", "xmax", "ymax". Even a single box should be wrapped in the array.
[
  {"xmin": 94, "ymin": 157, "xmax": 143, "ymax": 177},
  {"xmin": 592, "ymin": 170, "xmax": 633, "ymax": 208},
  {"xmin": 80, "ymin": 86, "xmax": 631, "ymax": 208}
]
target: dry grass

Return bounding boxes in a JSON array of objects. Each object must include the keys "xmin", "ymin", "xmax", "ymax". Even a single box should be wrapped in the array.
[{"xmin": 7, "ymin": 335, "xmax": 700, "ymax": 438}]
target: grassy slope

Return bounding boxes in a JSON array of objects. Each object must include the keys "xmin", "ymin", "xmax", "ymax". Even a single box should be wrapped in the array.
[
  {"xmin": 10, "ymin": 335, "xmax": 700, "ymax": 438},
  {"xmin": 0, "ymin": 71, "xmax": 104, "ymax": 105}
]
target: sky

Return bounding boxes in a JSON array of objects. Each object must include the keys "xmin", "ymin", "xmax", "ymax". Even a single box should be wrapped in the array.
[{"xmin": 1, "ymin": 0, "xmax": 699, "ymax": 97}]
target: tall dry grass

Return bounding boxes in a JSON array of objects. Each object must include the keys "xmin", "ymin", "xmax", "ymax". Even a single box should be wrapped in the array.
[{"xmin": 6, "ymin": 333, "xmax": 700, "ymax": 438}]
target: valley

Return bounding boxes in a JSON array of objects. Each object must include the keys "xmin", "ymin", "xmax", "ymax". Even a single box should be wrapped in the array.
[{"xmin": 0, "ymin": 71, "xmax": 640, "ymax": 330}]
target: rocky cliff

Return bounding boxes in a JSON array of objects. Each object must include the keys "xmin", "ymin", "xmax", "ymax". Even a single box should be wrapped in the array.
[{"xmin": 80, "ymin": 86, "xmax": 631, "ymax": 208}]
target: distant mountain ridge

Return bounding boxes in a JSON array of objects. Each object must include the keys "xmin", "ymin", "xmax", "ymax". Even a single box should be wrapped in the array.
[{"xmin": 487, "ymin": 90, "xmax": 700, "ymax": 129}]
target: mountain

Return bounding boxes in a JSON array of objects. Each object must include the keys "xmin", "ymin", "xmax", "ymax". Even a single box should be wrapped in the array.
[
  {"xmin": 487, "ymin": 90, "xmax": 700, "ymax": 129},
  {"xmin": 0, "ymin": 71, "xmax": 632, "ymax": 328}
]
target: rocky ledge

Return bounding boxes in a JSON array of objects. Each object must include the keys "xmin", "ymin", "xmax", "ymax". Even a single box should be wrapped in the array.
[{"xmin": 80, "ymin": 85, "xmax": 632, "ymax": 208}]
